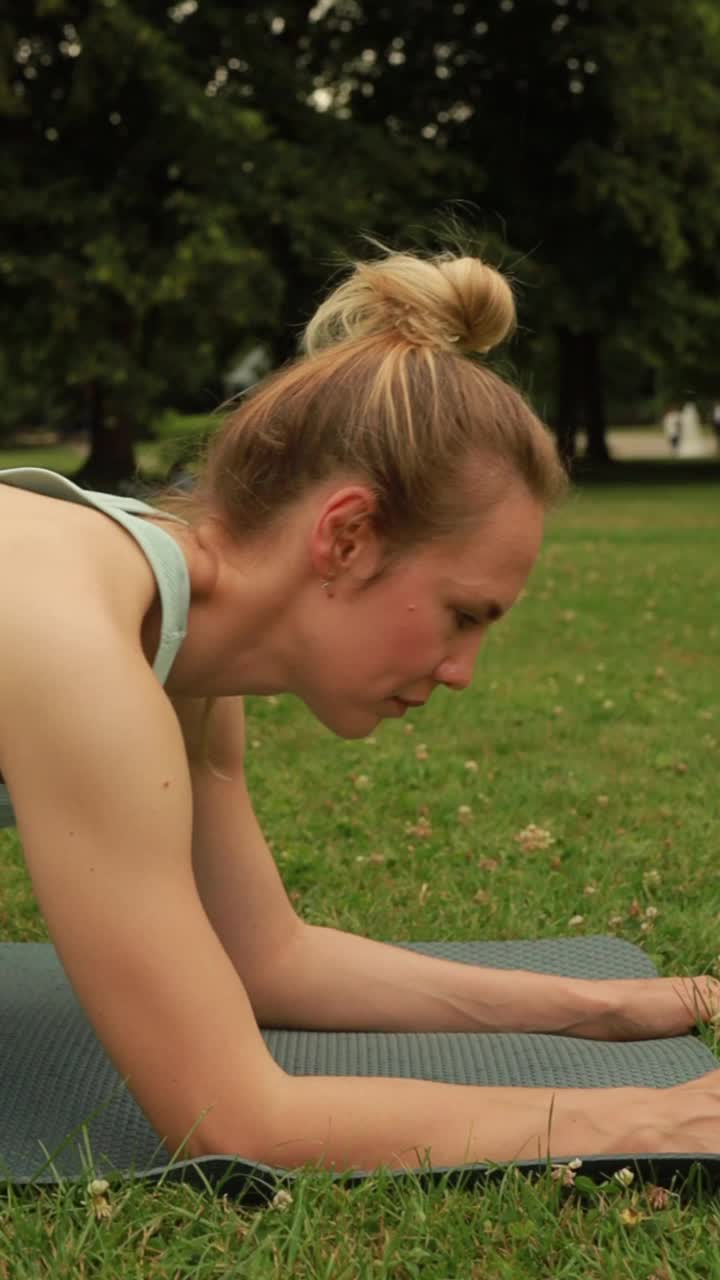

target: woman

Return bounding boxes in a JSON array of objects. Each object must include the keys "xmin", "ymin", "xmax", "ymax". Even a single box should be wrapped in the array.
[{"xmin": 0, "ymin": 247, "xmax": 718, "ymax": 1170}]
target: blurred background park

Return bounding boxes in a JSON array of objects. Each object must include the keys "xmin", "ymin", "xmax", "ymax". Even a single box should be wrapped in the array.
[{"xmin": 2, "ymin": 0, "xmax": 720, "ymax": 490}]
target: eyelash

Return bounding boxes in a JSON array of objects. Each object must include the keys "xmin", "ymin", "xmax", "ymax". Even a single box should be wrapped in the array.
[{"xmin": 455, "ymin": 610, "xmax": 479, "ymax": 631}]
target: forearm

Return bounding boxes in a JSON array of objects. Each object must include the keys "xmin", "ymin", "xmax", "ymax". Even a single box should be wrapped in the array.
[
  {"xmin": 219, "ymin": 1072, "xmax": 680, "ymax": 1171},
  {"xmin": 246, "ymin": 923, "xmax": 614, "ymax": 1034}
]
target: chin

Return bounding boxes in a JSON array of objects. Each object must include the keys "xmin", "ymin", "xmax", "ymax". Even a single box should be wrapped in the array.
[{"xmin": 305, "ymin": 698, "xmax": 381, "ymax": 740}]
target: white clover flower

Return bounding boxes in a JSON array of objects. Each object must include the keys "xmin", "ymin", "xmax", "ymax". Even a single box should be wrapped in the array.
[
  {"xmin": 647, "ymin": 1184, "xmax": 671, "ymax": 1210},
  {"xmin": 405, "ymin": 816, "xmax": 432, "ymax": 839},
  {"xmin": 272, "ymin": 1189, "xmax": 293, "ymax": 1211},
  {"xmin": 87, "ymin": 1178, "xmax": 112, "ymax": 1222},
  {"xmin": 515, "ymin": 824, "xmax": 555, "ymax": 853}
]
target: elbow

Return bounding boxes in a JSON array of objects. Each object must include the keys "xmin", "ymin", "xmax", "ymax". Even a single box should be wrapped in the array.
[
  {"xmin": 170, "ymin": 1075, "xmax": 299, "ymax": 1170},
  {"xmin": 178, "ymin": 1120, "xmax": 266, "ymax": 1166}
]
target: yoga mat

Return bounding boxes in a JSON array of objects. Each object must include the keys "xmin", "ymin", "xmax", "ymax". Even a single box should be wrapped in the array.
[{"xmin": 1, "ymin": 937, "xmax": 718, "ymax": 1196}]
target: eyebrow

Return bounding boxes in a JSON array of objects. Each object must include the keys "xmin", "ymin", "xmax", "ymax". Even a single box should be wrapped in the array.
[{"xmin": 451, "ymin": 579, "xmax": 507, "ymax": 623}]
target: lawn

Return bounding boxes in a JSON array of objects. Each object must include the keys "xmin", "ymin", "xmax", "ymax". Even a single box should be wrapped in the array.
[{"xmin": 0, "ymin": 475, "xmax": 719, "ymax": 1278}]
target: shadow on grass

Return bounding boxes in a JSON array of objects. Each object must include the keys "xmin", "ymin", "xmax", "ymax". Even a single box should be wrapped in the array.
[{"xmin": 571, "ymin": 458, "xmax": 720, "ymax": 487}]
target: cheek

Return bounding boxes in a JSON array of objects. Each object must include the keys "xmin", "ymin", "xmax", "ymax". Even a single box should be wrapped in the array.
[{"xmin": 388, "ymin": 603, "xmax": 442, "ymax": 655}]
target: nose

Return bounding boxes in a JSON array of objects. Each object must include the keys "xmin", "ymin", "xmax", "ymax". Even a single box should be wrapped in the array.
[
  {"xmin": 434, "ymin": 659, "xmax": 473, "ymax": 692},
  {"xmin": 433, "ymin": 637, "xmax": 483, "ymax": 692}
]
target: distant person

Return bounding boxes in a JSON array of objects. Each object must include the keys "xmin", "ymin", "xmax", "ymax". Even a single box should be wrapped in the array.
[
  {"xmin": 677, "ymin": 401, "xmax": 708, "ymax": 458},
  {"xmin": 662, "ymin": 404, "xmax": 682, "ymax": 454}
]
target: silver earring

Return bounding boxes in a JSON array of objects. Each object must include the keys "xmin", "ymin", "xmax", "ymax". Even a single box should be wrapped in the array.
[{"xmin": 322, "ymin": 579, "xmax": 333, "ymax": 593}]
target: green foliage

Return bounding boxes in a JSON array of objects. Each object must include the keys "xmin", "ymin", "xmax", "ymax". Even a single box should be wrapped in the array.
[
  {"xmin": 303, "ymin": 0, "xmax": 720, "ymax": 401},
  {"xmin": 150, "ymin": 408, "xmax": 216, "ymax": 471},
  {"xmin": 2, "ymin": 1, "xmax": 720, "ymax": 460},
  {"xmin": 0, "ymin": 1, "xmax": 447, "ymax": 449},
  {"xmin": 1, "ymin": 2, "xmax": 278, "ymax": 433}
]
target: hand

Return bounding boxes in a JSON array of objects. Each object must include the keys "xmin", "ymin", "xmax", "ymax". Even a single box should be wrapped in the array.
[
  {"xmin": 647, "ymin": 1067, "xmax": 720, "ymax": 1154},
  {"xmin": 568, "ymin": 975, "xmax": 720, "ymax": 1041}
]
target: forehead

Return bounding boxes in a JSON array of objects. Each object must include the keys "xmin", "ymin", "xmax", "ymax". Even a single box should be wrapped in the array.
[{"xmin": 413, "ymin": 487, "xmax": 545, "ymax": 603}]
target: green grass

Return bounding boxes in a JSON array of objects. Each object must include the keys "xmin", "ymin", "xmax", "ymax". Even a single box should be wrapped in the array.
[
  {"xmin": 1, "ymin": 480, "xmax": 719, "ymax": 1276},
  {"xmin": 0, "ymin": 413, "xmax": 215, "ymax": 481},
  {"xmin": 0, "ymin": 441, "xmax": 170, "ymax": 480},
  {"xmin": 0, "ymin": 443, "xmax": 91, "ymax": 473}
]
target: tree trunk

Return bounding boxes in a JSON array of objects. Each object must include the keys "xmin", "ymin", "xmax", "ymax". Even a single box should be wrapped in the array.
[
  {"xmin": 553, "ymin": 327, "xmax": 583, "ymax": 466},
  {"xmin": 579, "ymin": 332, "xmax": 611, "ymax": 463},
  {"xmin": 553, "ymin": 329, "xmax": 612, "ymax": 466},
  {"xmin": 266, "ymin": 223, "xmax": 320, "ymax": 369},
  {"xmin": 72, "ymin": 381, "xmax": 138, "ymax": 492}
]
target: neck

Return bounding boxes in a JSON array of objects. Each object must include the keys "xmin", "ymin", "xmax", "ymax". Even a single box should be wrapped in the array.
[{"xmin": 164, "ymin": 514, "xmax": 313, "ymax": 698}]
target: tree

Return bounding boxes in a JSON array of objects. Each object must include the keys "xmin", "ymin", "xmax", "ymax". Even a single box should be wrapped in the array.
[
  {"xmin": 297, "ymin": 0, "xmax": 720, "ymax": 461},
  {"xmin": 0, "ymin": 1, "xmax": 451, "ymax": 486},
  {"xmin": 6, "ymin": 2, "xmax": 719, "ymax": 479},
  {"xmin": 0, "ymin": 3, "xmax": 280, "ymax": 484}
]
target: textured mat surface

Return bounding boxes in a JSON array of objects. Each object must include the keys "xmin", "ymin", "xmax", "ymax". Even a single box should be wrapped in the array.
[{"xmin": 1, "ymin": 937, "xmax": 718, "ymax": 1193}]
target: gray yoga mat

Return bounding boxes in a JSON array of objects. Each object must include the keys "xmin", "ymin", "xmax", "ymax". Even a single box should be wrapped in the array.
[{"xmin": 1, "ymin": 937, "xmax": 718, "ymax": 1197}]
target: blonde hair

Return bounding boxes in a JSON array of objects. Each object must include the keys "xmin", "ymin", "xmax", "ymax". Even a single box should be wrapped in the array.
[
  {"xmin": 157, "ymin": 246, "xmax": 566, "ymax": 545},
  {"xmin": 154, "ymin": 243, "xmax": 567, "ymax": 766}
]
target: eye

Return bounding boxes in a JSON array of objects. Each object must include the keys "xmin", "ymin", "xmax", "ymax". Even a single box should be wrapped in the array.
[{"xmin": 455, "ymin": 610, "xmax": 479, "ymax": 631}]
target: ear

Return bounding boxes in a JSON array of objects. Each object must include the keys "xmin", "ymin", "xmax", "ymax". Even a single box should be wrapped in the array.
[{"xmin": 309, "ymin": 485, "xmax": 383, "ymax": 584}]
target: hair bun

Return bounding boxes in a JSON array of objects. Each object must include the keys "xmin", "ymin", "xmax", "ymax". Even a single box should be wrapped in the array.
[{"xmin": 304, "ymin": 249, "xmax": 516, "ymax": 358}]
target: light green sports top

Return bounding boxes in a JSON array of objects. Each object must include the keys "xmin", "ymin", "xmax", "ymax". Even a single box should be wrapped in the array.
[{"xmin": 0, "ymin": 467, "xmax": 191, "ymax": 829}]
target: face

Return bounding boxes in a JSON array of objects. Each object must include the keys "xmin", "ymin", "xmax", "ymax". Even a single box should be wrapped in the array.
[{"xmin": 298, "ymin": 483, "xmax": 545, "ymax": 737}]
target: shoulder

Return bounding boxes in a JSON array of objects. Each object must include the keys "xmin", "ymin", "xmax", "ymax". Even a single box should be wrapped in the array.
[{"xmin": 0, "ymin": 480, "xmax": 158, "ymax": 649}]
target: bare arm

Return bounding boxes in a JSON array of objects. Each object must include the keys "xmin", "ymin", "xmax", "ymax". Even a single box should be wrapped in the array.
[
  {"xmin": 0, "ymin": 611, "xmax": 287, "ymax": 1160},
  {"xmin": 183, "ymin": 700, "xmax": 719, "ymax": 1041},
  {"xmin": 252, "ymin": 926, "xmax": 613, "ymax": 1033},
  {"xmin": 176, "ymin": 698, "xmax": 607, "ymax": 1034},
  {"xmin": 182, "ymin": 747, "xmax": 720, "ymax": 1166},
  {"xmin": 271, "ymin": 1071, "xmax": 720, "ymax": 1170},
  {"xmin": 251, "ymin": 926, "xmax": 720, "ymax": 1041},
  {"xmin": 2, "ymin": 626, "xmax": 719, "ymax": 1167}
]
